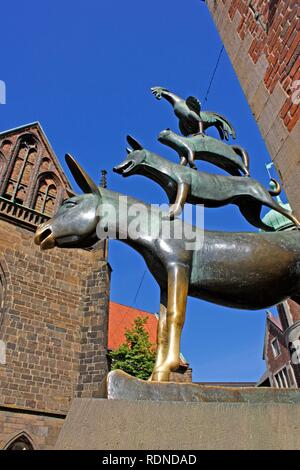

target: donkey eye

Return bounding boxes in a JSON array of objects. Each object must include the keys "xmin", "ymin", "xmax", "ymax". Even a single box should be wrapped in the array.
[{"xmin": 63, "ymin": 200, "xmax": 77, "ymax": 208}]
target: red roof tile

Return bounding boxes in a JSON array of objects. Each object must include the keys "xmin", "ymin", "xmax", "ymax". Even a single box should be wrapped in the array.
[
  {"xmin": 108, "ymin": 301, "xmax": 189, "ymax": 367},
  {"xmin": 108, "ymin": 301, "xmax": 158, "ymax": 350}
]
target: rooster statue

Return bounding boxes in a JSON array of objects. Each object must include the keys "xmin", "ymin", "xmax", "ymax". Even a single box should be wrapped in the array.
[{"xmin": 151, "ymin": 86, "xmax": 236, "ymax": 141}]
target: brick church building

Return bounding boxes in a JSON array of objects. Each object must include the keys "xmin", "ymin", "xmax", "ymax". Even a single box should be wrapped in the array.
[
  {"xmin": 257, "ymin": 307, "xmax": 300, "ymax": 388},
  {"xmin": 0, "ymin": 122, "xmax": 111, "ymax": 449}
]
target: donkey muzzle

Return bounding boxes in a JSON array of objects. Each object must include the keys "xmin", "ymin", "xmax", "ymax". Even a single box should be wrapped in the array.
[{"xmin": 34, "ymin": 221, "xmax": 56, "ymax": 250}]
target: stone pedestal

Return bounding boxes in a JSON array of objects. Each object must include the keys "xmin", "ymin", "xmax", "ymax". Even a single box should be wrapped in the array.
[{"xmin": 55, "ymin": 370, "xmax": 300, "ymax": 450}]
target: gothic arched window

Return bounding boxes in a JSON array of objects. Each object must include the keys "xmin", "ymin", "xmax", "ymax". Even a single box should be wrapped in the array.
[
  {"xmin": 5, "ymin": 432, "xmax": 35, "ymax": 450},
  {"xmin": 4, "ymin": 133, "xmax": 38, "ymax": 203},
  {"xmin": 34, "ymin": 175, "xmax": 58, "ymax": 216}
]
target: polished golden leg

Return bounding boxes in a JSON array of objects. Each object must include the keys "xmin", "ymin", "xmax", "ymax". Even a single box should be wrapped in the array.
[
  {"xmin": 149, "ymin": 291, "xmax": 168, "ymax": 381},
  {"xmin": 152, "ymin": 265, "xmax": 189, "ymax": 382}
]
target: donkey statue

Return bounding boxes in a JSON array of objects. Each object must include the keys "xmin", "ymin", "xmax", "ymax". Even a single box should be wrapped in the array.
[
  {"xmin": 114, "ymin": 135, "xmax": 300, "ymax": 230},
  {"xmin": 35, "ymin": 154, "xmax": 300, "ymax": 382}
]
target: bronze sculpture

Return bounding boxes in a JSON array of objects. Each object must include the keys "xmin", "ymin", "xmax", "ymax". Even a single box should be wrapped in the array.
[
  {"xmin": 35, "ymin": 154, "xmax": 300, "ymax": 382},
  {"xmin": 151, "ymin": 86, "xmax": 236, "ymax": 140},
  {"xmin": 114, "ymin": 135, "xmax": 299, "ymax": 229},
  {"xmin": 158, "ymin": 128, "xmax": 249, "ymax": 174},
  {"xmin": 34, "ymin": 86, "xmax": 300, "ymax": 383}
]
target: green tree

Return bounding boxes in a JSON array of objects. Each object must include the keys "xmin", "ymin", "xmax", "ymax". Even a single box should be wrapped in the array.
[{"xmin": 109, "ymin": 316, "xmax": 156, "ymax": 380}]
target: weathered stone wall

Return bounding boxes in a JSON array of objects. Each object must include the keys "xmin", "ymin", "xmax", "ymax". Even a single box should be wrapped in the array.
[
  {"xmin": 0, "ymin": 407, "xmax": 65, "ymax": 450},
  {"xmin": 207, "ymin": 0, "xmax": 300, "ymax": 216},
  {"xmin": 0, "ymin": 219, "xmax": 109, "ymax": 415},
  {"xmin": 170, "ymin": 368, "xmax": 193, "ymax": 383},
  {"xmin": 76, "ymin": 245, "xmax": 111, "ymax": 398},
  {"xmin": 56, "ymin": 398, "xmax": 300, "ymax": 450}
]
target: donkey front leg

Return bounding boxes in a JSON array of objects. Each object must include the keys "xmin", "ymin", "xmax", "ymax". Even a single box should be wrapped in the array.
[
  {"xmin": 149, "ymin": 290, "xmax": 168, "ymax": 381},
  {"xmin": 152, "ymin": 264, "xmax": 189, "ymax": 382}
]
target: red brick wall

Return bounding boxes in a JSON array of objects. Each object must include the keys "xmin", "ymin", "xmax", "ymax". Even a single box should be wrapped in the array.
[
  {"xmin": 265, "ymin": 320, "xmax": 295, "ymax": 386},
  {"xmin": 227, "ymin": 0, "xmax": 300, "ymax": 132},
  {"xmin": 207, "ymin": 0, "xmax": 300, "ymax": 217},
  {"xmin": 0, "ymin": 124, "xmax": 71, "ymax": 217}
]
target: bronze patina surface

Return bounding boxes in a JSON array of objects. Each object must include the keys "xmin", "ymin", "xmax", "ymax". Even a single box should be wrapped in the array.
[
  {"xmin": 100, "ymin": 370, "xmax": 300, "ymax": 404},
  {"xmin": 35, "ymin": 154, "xmax": 300, "ymax": 382},
  {"xmin": 158, "ymin": 128, "xmax": 249, "ymax": 174},
  {"xmin": 34, "ymin": 85, "xmax": 300, "ymax": 384},
  {"xmin": 114, "ymin": 135, "xmax": 299, "ymax": 228},
  {"xmin": 151, "ymin": 86, "xmax": 236, "ymax": 141}
]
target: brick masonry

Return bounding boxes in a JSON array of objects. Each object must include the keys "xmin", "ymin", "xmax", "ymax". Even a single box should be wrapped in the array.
[
  {"xmin": 0, "ymin": 408, "xmax": 64, "ymax": 450},
  {"xmin": 0, "ymin": 123, "xmax": 110, "ymax": 449},
  {"xmin": 263, "ymin": 312, "xmax": 298, "ymax": 387},
  {"xmin": 0, "ymin": 122, "xmax": 72, "ymax": 217},
  {"xmin": 207, "ymin": 0, "xmax": 300, "ymax": 217}
]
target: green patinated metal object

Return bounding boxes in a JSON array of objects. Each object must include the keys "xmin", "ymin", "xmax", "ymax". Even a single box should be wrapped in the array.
[
  {"xmin": 34, "ymin": 153, "xmax": 300, "ymax": 382},
  {"xmin": 151, "ymin": 86, "xmax": 236, "ymax": 140},
  {"xmin": 158, "ymin": 128, "xmax": 249, "ymax": 174},
  {"xmin": 34, "ymin": 87, "xmax": 300, "ymax": 383},
  {"xmin": 100, "ymin": 370, "xmax": 300, "ymax": 403},
  {"xmin": 114, "ymin": 135, "xmax": 298, "ymax": 230},
  {"xmin": 261, "ymin": 181, "xmax": 295, "ymax": 232}
]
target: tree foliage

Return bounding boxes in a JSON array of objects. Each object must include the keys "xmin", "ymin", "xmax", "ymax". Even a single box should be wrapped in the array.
[{"xmin": 109, "ymin": 316, "xmax": 156, "ymax": 380}]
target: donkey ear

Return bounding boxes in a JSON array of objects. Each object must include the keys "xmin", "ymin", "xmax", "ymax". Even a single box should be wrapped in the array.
[
  {"xmin": 65, "ymin": 153, "xmax": 98, "ymax": 194},
  {"xmin": 66, "ymin": 188, "xmax": 76, "ymax": 198},
  {"xmin": 127, "ymin": 135, "xmax": 143, "ymax": 150}
]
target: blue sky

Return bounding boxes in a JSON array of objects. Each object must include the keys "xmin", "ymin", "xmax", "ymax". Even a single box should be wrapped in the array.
[{"xmin": 0, "ymin": 0, "xmax": 282, "ymax": 381}]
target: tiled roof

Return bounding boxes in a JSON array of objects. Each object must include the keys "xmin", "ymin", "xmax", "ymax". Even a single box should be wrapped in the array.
[
  {"xmin": 108, "ymin": 301, "xmax": 158, "ymax": 350},
  {"xmin": 108, "ymin": 301, "xmax": 188, "ymax": 367}
]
